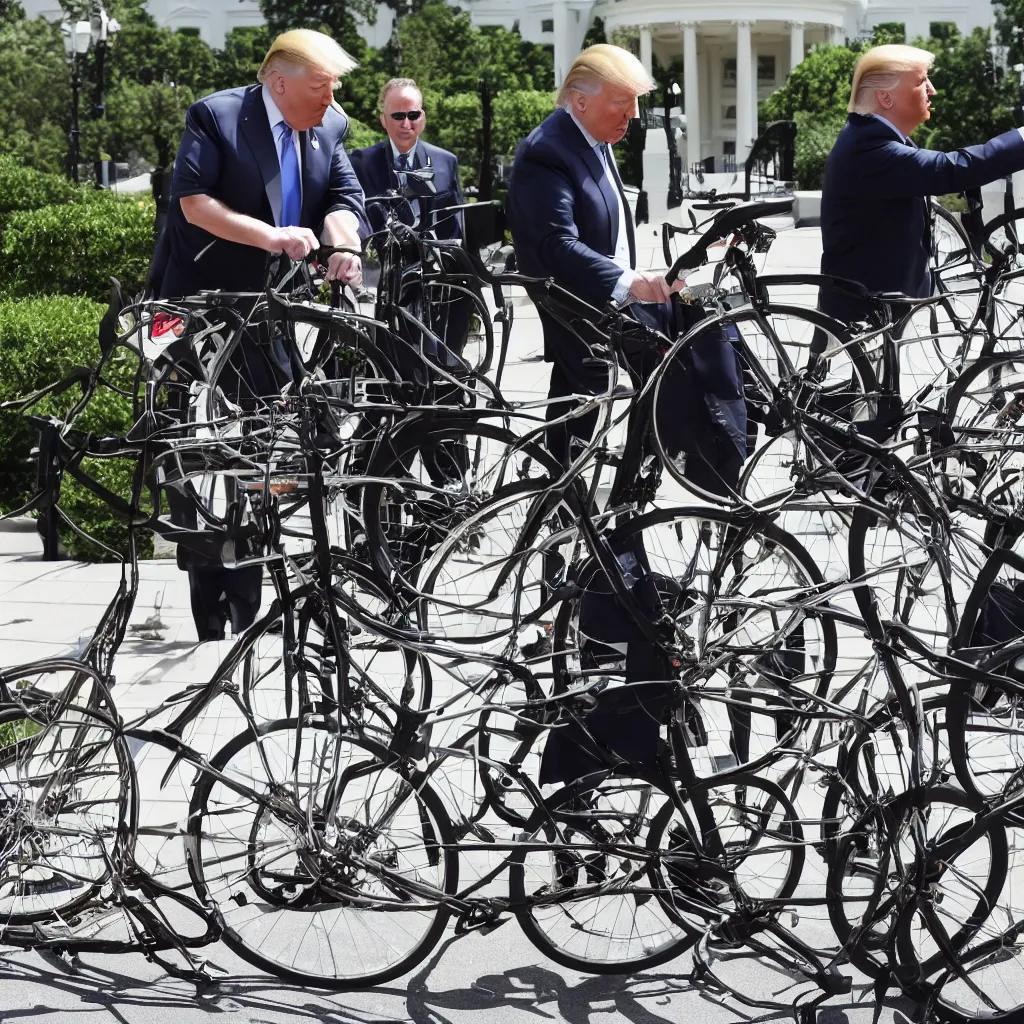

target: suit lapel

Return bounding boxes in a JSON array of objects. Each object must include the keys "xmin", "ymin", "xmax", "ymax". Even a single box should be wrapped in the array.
[
  {"xmin": 239, "ymin": 86, "xmax": 282, "ymax": 227},
  {"xmin": 558, "ymin": 110, "xmax": 619, "ymax": 258}
]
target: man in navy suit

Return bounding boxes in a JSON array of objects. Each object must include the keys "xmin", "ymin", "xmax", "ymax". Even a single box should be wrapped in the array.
[
  {"xmin": 152, "ymin": 29, "xmax": 369, "ymax": 642},
  {"xmin": 350, "ymin": 78, "xmax": 470, "ymax": 355},
  {"xmin": 507, "ymin": 44, "xmax": 747, "ymax": 486},
  {"xmin": 820, "ymin": 43, "xmax": 1024, "ymax": 324}
]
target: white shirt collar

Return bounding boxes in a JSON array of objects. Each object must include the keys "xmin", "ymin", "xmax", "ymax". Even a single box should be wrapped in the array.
[
  {"xmin": 390, "ymin": 139, "xmax": 418, "ymax": 166},
  {"xmin": 870, "ymin": 112, "xmax": 907, "ymax": 143},
  {"xmin": 262, "ymin": 85, "xmax": 289, "ymax": 134},
  {"xmin": 565, "ymin": 105, "xmax": 602, "ymax": 152}
]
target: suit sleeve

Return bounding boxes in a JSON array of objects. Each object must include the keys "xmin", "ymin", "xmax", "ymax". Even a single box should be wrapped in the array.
[
  {"xmin": 509, "ymin": 148, "xmax": 623, "ymax": 310},
  {"xmin": 858, "ymin": 130, "xmax": 1024, "ymax": 199},
  {"xmin": 321, "ymin": 134, "xmax": 370, "ymax": 238},
  {"xmin": 171, "ymin": 100, "xmax": 223, "ymax": 199}
]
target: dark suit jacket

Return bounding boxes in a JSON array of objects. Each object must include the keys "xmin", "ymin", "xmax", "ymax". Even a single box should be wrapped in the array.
[
  {"xmin": 819, "ymin": 112, "xmax": 1024, "ymax": 322},
  {"xmin": 152, "ymin": 85, "xmax": 368, "ymax": 298},
  {"xmin": 349, "ymin": 139, "xmax": 463, "ymax": 241},
  {"xmin": 506, "ymin": 106, "xmax": 636, "ymax": 344}
]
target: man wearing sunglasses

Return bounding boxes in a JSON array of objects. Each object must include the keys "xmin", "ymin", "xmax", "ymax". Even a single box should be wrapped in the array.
[
  {"xmin": 350, "ymin": 78, "xmax": 470, "ymax": 359},
  {"xmin": 350, "ymin": 78, "xmax": 464, "ymax": 244}
]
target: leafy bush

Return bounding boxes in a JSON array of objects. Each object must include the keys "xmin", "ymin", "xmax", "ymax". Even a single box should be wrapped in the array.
[
  {"xmin": 1, "ymin": 193, "xmax": 155, "ymax": 302},
  {"xmin": 346, "ymin": 115, "xmax": 382, "ymax": 152},
  {"xmin": 0, "ymin": 295, "xmax": 150, "ymax": 561},
  {"xmin": 424, "ymin": 91, "xmax": 482, "ymax": 187},
  {"xmin": 792, "ymin": 111, "xmax": 847, "ymax": 191},
  {"xmin": 0, "ymin": 156, "xmax": 84, "ymax": 233},
  {"xmin": 493, "ymin": 90, "xmax": 553, "ymax": 158}
]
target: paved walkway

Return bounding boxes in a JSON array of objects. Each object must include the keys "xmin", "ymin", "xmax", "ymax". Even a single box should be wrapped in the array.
[{"xmin": 0, "ymin": 224, "xmax": 923, "ymax": 1022}]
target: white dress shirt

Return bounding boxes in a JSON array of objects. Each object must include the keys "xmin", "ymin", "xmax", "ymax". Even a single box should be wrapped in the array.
[
  {"xmin": 567, "ymin": 107, "xmax": 636, "ymax": 303},
  {"xmin": 262, "ymin": 86, "xmax": 303, "ymax": 224}
]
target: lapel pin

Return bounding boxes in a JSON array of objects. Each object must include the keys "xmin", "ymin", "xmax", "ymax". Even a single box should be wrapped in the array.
[{"xmin": 311, "ymin": 133, "xmax": 319, "ymax": 150}]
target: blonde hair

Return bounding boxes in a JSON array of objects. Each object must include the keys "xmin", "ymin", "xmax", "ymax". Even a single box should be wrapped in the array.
[
  {"xmin": 257, "ymin": 29, "xmax": 358, "ymax": 84},
  {"xmin": 848, "ymin": 44, "xmax": 934, "ymax": 114},
  {"xmin": 556, "ymin": 43, "xmax": 655, "ymax": 107}
]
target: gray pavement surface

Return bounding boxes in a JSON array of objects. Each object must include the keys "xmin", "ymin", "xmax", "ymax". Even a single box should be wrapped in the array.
[{"xmin": 0, "ymin": 224, "xmax": 929, "ymax": 1022}]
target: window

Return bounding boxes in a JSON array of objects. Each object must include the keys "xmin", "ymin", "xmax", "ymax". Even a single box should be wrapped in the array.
[
  {"xmin": 722, "ymin": 58, "xmax": 736, "ymax": 86},
  {"xmin": 177, "ymin": 26, "xmax": 201, "ymax": 37},
  {"xmin": 541, "ymin": 18, "xmax": 553, "ymax": 32},
  {"xmin": 757, "ymin": 55, "xmax": 776, "ymax": 83},
  {"xmin": 723, "ymin": 104, "xmax": 736, "ymax": 123},
  {"xmin": 723, "ymin": 141, "xmax": 736, "ymax": 156},
  {"xmin": 929, "ymin": 21, "xmax": 958, "ymax": 41}
]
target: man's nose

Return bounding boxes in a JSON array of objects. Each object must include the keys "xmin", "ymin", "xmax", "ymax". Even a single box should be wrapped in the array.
[{"xmin": 926, "ymin": 79, "xmax": 936, "ymax": 95}]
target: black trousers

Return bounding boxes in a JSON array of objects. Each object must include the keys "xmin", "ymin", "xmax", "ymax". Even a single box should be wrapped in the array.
[{"xmin": 170, "ymin": 326, "xmax": 293, "ymax": 641}]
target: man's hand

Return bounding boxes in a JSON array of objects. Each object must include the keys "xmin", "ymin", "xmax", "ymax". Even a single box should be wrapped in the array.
[
  {"xmin": 628, "ymin": 271, "xmax": 688, "ymax": 305},
  {"xmin": 326, "ymin": 251, "xmax": 362, "ymax": 286},
  {"xmin": 268, "ymin": 226, "xmax": 319, "ymax": 260}
]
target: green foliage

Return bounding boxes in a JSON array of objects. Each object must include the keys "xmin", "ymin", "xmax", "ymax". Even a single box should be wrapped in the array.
[
  {"xmin": 0, "ymin": 156, "xmax": 84, "ymax": 233},
  {"xmin": 791, "ymin": 110, "xmax": 847, "ymax": 190},
  {"xmin": 346, "ymin": 115, "xmax": 382, "ymax": 150},
  {"xmin": 85, "ymin": 79, "xmax": 196, "ymax": 170},
  {"xmin": 210, "ymin": 26, "xmax": 272, "ymax": 91},
  {"xmin": 917, "ymin": 27, "xmax": 1015, "ymax": 151},
  {"xmin": 0, "ymin": 14, "xmax": 73, "ymax": 174},
  {"xmin": 872, "ymin": 22, "xmax": 907, "ymax": 45},
  {"xmin": 762, "ymin": 44, "xmax": 860, "ymax": 122},
  {"xmin": 106, "ymin": 21, "xmax": 216, "ymax": 93},
  {"xmin": 0, "ymin": 718, "xmax": 42, "ymax": 748},
  {"xmin": 581, "ymin": 16, "xmax": 606, "ymax": 49},
  {"xmin": 257, "ymin": 0, "xmax": 373, "ymax": 54},
  {"xmin": 493, "ymin": 90, "xmax": 553, "ymax": 157},
  {"xmin": 0, "ymin": 294, "xmax": 105, "ymax": 509},
  {"xmin": 423, "ymin": 90, "xmax": 481, "ymax": 185},
  {"xmin": 0, "ymin": 295, "xmax": 151, "ymax": 560},
  {"xmin": 1, "ymin": 194, "xmax": 155, "ymax": 302}
]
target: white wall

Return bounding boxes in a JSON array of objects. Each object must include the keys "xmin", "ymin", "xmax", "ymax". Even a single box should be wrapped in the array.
[{"xmin": 853, "ymin": 0, "xmax": 994, "ymax": 42}]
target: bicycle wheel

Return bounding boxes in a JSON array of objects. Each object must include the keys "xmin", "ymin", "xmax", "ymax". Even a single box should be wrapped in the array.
[
  {"xmin": 947, "ymin": 677, "xmax": 1024, "ymax": 802},
  {"xmin": 938, "ymin": 352, "xmax": 1024, "ymax": 519},
  {"xmin": 647, "ymin": 773, "xmax": 804, "ymax": 935},
  {"xmin": 826, "ymin": 787, "xmax": 1005, "ymax": 983},
  {"xmin": 0, "ymin": 694, "xmax": 129, "ymax": 924},
  {"xmin": 650, "ymin": 304, "xmax": 878, "ymax": 507},
  {"xmin": 187, "ymin": 718, "xmax": 458, "ymax": 988},
  {"xmin": 508, "ymin": 772, "xmax": 694, "ymax": 973},
  {"xmin": 927, "ymin": 934, "xmax": 1024, "ymax": 1023},
  {"xmin": 362, "ymin": 417, "xmax": 561, "ymax": 595},
  {"xmin": 551, "ymin": 507, "xmax": 837, "ymax": 775}
]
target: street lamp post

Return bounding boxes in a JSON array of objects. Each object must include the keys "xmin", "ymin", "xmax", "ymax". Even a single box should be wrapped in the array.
[
  {"xmin": 61, "ymin": 18, "xmax": 91, "ymax": 182},
  {"xmin": 60, "ymin": 5, "xmax": 119, "ymax": 185}
]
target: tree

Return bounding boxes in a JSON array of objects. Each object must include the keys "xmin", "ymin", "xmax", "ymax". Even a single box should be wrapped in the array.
[
  {"xmin": 210, "ymin": 25, "xmax": 272, "ymax": 91},
  {"xmin": 257, "ymin": 0, "xmax": 374, "ymax": 56},
  {"xmin": 920, "ymin": 26, "xmax": 1015, "ymax": 150},
  {"xmin": 0, "ymin": 13, "xmax": 72, "ymax": 173},
  {"xmin": 761, "ymin": 43, "xmax": 860, "ymax": 122}
]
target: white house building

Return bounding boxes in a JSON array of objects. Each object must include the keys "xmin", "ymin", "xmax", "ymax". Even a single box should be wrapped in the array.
[{"xmin": 19, "ymin": 0, "xmax": 1000, "ymax": 167}]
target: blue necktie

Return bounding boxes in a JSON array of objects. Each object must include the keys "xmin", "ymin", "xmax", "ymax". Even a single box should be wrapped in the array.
[{"xmin": 278, "ymin": 123, "xmax": 301, "ymax": 227}]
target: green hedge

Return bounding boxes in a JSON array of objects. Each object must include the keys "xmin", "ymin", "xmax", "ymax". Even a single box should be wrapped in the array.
[
  {"xmin": 1, "ymin": 193, "xmax": 156, "ymax": 302},
  {"xmin": 0, "ymin": 295, "xmax": 150, "ymax": 561},
  {"xmin": 0, "ymin": 156, "xmax": 84, "ymax": 232},
  {"xmin": 347, "ymin": 116, "xmax": 383, "ymax": 152}
]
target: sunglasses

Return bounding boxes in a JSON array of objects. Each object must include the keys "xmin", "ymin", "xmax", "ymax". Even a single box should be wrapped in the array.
[{"xmin": 389, "ymin": 110, "xmax": 423, "ymax": 122}]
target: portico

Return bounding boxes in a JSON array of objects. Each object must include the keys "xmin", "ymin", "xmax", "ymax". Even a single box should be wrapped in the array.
[{"xmin": 593, "ymin": 1, "xmax": 865, "ymax": 171}]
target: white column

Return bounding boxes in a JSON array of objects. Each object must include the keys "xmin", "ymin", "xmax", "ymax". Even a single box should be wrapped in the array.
[
  {"xmin": 827, "ymin": 23, "xmax": 841, "ymax": 47},
  {"xmin": 639, "ymin": 23, "xmax": 653, "ymax": 77},
  {"xmin": 681, "ymin": 21, "xmax": 701, "ymax": 175},
  {"xmin": 788, "ymin": 21, "xmax": 805, "ymax": 72},
  {"xmin": 553, "ymin": 0, "xmax": 570, "ymax": 87},
  {"xmin": 750, "ymin": 38, "xmax": 759, "ymax": 144},
  {"xmin": 735, "ymin": 19, "xmax": 753, "ymax": 163}
]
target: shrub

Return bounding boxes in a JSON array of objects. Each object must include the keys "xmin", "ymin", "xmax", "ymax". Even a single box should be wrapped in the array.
[
  {"xmin": 493, "ymin": 90, "xmax": 553, "ymax": 158},
  {"xmin": 792, "ymin": 111, "xmax": 846, "ymax": 191},
  {"xmin": 423, "ymin": 90, "xmax": 482, "ymax": 187},
  {"xmin": 1, "ymin": 193, "xmax": 155, "ymax": 301},
  {"xmin": 0, "ymin": 156, "xmax": 83, "ymax": 223},
  {"xmin": 346, "ymin": 115, "xmax": 383, "ymax": 152},
  {"xmin": 0, "ymin": 295, "xmax": 150, "ymax": 561}
]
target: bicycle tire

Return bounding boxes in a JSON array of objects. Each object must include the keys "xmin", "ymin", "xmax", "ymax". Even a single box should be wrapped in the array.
[{"xmin": 186, "ymin": 718, "xmax": 458, "ymax": 989}]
